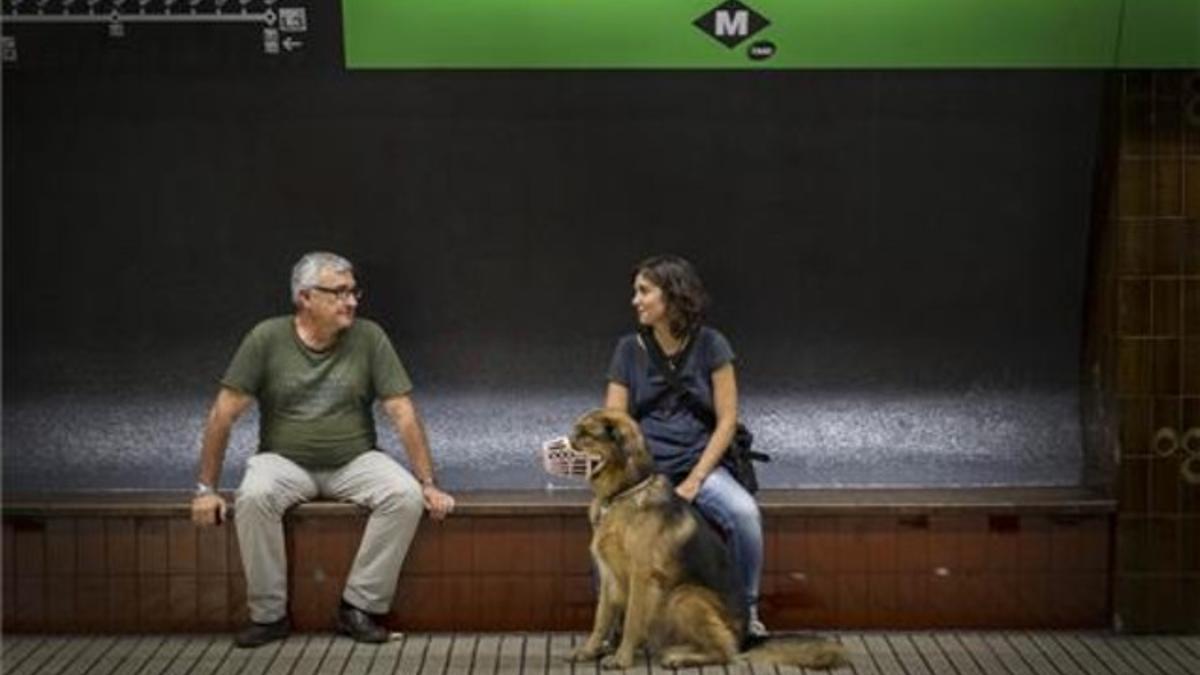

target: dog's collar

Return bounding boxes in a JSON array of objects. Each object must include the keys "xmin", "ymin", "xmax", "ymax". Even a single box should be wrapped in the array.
[
  {"xmin": 596, "ymin": 474, "xmax": 658, "ymax": 523},
  {"xmin": 611, "ymin": 474, "xmax": 657, "ymax": 502}
]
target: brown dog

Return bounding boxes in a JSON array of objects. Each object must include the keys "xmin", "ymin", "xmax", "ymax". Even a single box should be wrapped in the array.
[{"xmin": 567, "ymin": 408, "xmax": 845, "ymax": 670}]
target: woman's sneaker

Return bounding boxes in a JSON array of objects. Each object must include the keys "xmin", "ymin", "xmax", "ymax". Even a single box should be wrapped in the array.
[{"xmin": 745, "ymin": 606, "xmax": 769, "ymax": 646}]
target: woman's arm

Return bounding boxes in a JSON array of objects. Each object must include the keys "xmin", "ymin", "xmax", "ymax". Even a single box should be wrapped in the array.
[
  {"xmin": 675, "ymin": 362, "xmax": 737, "ymax": 502},
  {"xmin": 604, "ymin": 381, "xmax": 629, "ymax": 412}
]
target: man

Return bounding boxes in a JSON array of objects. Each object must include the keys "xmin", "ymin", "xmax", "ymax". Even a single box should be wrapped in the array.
[{"xmin": 191, "ymin": 251, "xmax": 455, "ymax": 647}]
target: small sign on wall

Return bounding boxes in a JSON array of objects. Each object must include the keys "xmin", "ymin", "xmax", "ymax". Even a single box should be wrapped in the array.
[
  {"xmin": 2, "ymin": 35, "xmax": 16, "ymax": 63},
  {"xmin": 0, "ymin": 2, "xmax": 308, "ymax": 59},
  {"xmin": 278, "ymin": 7, "xmax": 306, "ymax": 33},
  {"xmin": 263, "ymin": 27, "xmax": 280, "ymax": 55}
]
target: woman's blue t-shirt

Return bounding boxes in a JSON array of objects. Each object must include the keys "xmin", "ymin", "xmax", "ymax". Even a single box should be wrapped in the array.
[{"xmin": 606, "ymin": 326, "xmax": 736, "ymax": 478}]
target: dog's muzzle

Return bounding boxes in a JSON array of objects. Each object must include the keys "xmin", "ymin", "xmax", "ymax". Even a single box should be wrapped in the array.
[{"xmin": 541, "ymin": 436, "xmax": 602, "ymax": 480}]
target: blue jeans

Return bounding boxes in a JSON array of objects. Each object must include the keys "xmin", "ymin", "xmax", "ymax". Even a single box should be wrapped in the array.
[{"xmin": 689, "ymin": 466, "xmax": 763, "ymax": 612}]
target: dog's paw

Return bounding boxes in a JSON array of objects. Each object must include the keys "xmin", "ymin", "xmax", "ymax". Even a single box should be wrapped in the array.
[
  {"xmin": 601, "ymin": 653, "xmax": 634, "ymax": 670},
  {"xmin": 659, "ymin": 654, "xmax": 687, "ymax": 669},
  {"xmin": 568, "ymin": 645, "xmax": 603, "ymax": 662}
]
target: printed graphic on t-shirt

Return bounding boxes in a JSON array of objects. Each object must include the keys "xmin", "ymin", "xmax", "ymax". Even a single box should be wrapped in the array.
[{"xmin": 276, "ymin": 373, "xmax": 362, "ymax": 419}]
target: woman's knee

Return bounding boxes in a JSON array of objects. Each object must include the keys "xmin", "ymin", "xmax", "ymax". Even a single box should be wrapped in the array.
[
  {"xmin": 700, "ymin": 474, "xmax": 761, "ymax": 532},
  {"xmin": 727, "ymin": 493, "xmax": 761, "ymax": 532}
]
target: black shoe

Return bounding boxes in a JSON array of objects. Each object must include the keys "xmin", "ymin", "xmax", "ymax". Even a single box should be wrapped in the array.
[
  {"xmin": 336, "ymin": 602, "xmax": 389, "ymax": 643},
  {"xmin": 234, "ymin": 617, "xmax": 290, "ymax": 648}
]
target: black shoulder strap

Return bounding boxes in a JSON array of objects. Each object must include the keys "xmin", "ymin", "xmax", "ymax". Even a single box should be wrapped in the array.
[{"xmin": 636, "ymin": 327, "xmax": 717, "ymax": 429}]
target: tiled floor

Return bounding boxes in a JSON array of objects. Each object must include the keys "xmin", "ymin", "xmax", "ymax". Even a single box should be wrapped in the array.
[{"xmin": 1, "ymin": 631, "xmax": 1197, "ymax": 674}]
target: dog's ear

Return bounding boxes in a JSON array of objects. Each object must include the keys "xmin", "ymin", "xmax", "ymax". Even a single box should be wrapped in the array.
[
  {"xmin": 608, "ymin": 414, "xmax": 653, "ymax": 476},
  {"xmin": 602, "ymin": 418, "xmax": 628, "ymax": 466}
]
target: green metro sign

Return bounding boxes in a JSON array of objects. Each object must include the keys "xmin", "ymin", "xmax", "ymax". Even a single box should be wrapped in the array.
[{"xmin": 342, "ymin": 0, "xmax": 1199, "ymax": 69}]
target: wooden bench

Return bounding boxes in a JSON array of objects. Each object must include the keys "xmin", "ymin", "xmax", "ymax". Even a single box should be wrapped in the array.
[{"xmin": 2, "ymin": 488, "xmax": 1115, "ymax": 633}]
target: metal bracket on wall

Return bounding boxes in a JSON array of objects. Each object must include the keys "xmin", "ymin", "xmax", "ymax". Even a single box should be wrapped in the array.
[{"xmin": 0, "ymin": 0, "xmax": 307, "ymax": 58}]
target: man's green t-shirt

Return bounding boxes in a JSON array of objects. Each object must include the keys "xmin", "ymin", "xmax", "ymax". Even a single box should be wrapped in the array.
[{"xmin": 221, "ymin": 316, "xmax": 413, "ymax": 469}]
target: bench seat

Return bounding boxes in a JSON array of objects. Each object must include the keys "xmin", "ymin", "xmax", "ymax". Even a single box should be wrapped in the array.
[{"xmin": 2, "ymin": 487, "xmax": 1115, "ymax": 633}]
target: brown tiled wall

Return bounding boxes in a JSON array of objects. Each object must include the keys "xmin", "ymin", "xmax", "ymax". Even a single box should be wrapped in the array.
[
  {"xmin": 1098, "ymin": 71, "xmax": 1200, "ymax": 632},
  {"xmin": 2, "ymin": 509, "xmax": 1110, "ymax": 633}
]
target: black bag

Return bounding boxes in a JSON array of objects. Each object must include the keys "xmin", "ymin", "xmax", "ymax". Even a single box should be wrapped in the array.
[
  {"xmin": 726, "ymin": 423, "xmax": 770, "ymax": 494},
  {"xmin": 637, "ymin": 328, "xmax": 771, "ymax": 494}
]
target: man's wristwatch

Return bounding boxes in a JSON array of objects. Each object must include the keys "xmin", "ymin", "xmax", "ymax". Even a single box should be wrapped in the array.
[
  {"xmin": 420, "ymin": 477, "xmax": 436, "ymax": 488},
  {"xmin": 194, "ymin": 482, "xmax": 215, "ymax": 498}
]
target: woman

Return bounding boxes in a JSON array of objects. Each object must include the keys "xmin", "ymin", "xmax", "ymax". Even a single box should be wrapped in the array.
[{"xmin": 604, "ymin": 254, "xmax": 766, "ymax": 638}]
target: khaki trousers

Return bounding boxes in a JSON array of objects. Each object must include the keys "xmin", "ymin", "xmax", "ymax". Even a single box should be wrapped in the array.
[{"xmin": 235, "ymin": 450, "xmax": 424, "ymax": 623}]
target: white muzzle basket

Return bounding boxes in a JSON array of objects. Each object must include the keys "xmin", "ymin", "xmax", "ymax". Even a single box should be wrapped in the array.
[{"xmin": 540, "ymin": 436, "xmax": 598, "ymax": 480}]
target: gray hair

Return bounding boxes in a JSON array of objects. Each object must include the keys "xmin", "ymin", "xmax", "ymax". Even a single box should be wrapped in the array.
[{"xmin": 290, "ymin": 251, "xmax": 354, "ymax": 304}]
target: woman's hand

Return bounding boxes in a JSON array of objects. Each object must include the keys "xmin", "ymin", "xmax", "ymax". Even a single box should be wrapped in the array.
[{"xmin": 674, "ymin": 475, "xmax": 703, "ymax": 502}]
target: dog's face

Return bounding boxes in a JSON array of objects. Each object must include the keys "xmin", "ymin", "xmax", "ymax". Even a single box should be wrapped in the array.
[{"xmin": 570, "ymin": 409, "xmax": 656, "ymax": 498}]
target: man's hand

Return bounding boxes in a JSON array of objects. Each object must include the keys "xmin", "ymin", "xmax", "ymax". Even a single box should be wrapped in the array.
[
  {"xmin": 192, "ymin": 387, "xmax": 252, "ymax": 528},
  {"xmin": 421, "ymin": 484, "xmax": 455, "ymax": 521},
  {"xmin": 191, "ymin": 494, "xmax": 228, "ymax": 526}
]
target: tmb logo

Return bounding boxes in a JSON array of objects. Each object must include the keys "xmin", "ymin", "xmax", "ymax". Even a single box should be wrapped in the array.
[{"xmin": 693, "ymin": 1, "xmax": 771, "ymax": 49}]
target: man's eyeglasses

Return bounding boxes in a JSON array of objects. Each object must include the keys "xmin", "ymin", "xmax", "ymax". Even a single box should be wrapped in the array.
[{"xmin": 309, "ymin": 286, "xmax": 364, "ymax": 302}]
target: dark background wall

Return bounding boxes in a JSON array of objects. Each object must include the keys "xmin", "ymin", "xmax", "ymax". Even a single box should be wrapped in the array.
[{"xmin": 2, "ymin": 4, "xmax": 1103, "ymax": 491}]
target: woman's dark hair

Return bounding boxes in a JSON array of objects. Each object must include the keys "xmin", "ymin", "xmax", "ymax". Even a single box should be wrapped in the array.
[{"xmin": 632, "ymin": 254, "xmax": 709, "ymax": 338}]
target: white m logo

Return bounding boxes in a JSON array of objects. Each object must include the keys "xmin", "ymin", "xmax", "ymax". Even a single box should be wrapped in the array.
[
  {"xmin": 714, "ymin": 10, "xmax": 749, "ymax": 37},
  {"xmin": 694, "ymin": 2, "xmax": 770, "ymax": 49}
]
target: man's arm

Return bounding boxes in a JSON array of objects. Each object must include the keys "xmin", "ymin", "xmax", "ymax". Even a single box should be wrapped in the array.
[
  {"xmin": 191, "ymin": 386, "xmax": 254, "ymax": 526},
  {"xmin": 381, "ymin": 394, "xmax": 455, "ymax": 520}
]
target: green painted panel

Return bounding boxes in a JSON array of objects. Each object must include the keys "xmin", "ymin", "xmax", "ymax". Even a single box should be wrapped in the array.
[
  {"xmin": 1119, "ymin": 0, "xmax": 1200, "ymax": 67},
  {"xmin": 341, "ymin": 0, "xmax": 1198, "ymax": 68}
]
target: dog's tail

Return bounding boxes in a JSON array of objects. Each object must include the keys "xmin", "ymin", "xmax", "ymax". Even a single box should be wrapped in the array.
[{"xmin": 738, "ymin": 635, "xmax": 847, "ymax": 669}]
